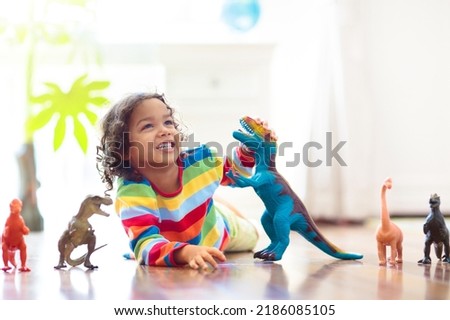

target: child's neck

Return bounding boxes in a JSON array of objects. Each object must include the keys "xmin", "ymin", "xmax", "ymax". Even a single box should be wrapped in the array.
[{"xmin": 145, "ymin": 164, "xmax": 181, "ymax": 195}]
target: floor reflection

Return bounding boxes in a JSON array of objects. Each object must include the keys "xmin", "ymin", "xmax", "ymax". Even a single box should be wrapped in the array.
[
  {"xmin": 56, "ymin": 268, "xmax": 95, "ymax": 299},
  {"xmin": 421, "ymin": 262, "xmax": 450, "ymax": 299},
  {"xmin": 296, "ymin": 260, "xmax": 364, "ymax": 299},
  {"xmin": 377, "ymin": 264, "xmax": 403, "ymax": 300},
  {"xmin": 1, "ymin": 271, "xmax": 32, "ymax": 299},
  {"xmin": 129, "ymin": 257, "xmax": 291, "ymax": 299},
  {"xmin": 262, "ymin": 262, "xmax": 290, "ymax": 299}
]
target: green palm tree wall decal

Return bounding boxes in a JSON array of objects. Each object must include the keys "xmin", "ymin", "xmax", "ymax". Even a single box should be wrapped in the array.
[
  {"xmin": 1, "ymin": 0, "xmax": 110, "ymax": 230},
  {"xmin": 28, "ymin": 74, "xmax": 110, "ymax": 153}
]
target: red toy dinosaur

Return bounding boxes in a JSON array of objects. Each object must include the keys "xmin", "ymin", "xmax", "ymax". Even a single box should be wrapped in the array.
[{"xmin": 1, "ymin": 198, "xmax": 31, "ymax": 272}]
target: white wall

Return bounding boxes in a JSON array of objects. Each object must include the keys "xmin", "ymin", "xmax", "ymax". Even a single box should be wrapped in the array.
[
  {"xmin": 291, "ymin": 0, "xmax": 450, "ymax": 220},
  {"xmin": 362, "ymin": 0, "xmax": 450, "ymax": 215}
]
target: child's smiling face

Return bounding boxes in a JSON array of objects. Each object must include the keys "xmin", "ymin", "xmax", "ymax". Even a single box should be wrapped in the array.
[{"xmin": 126, "ymin": 98, "xmax": 180, "ymax": 171}]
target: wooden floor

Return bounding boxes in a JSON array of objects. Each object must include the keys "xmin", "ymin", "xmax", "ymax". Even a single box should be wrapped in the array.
[{"xmin": 1, "ymin": 218, "xmax": 450, "ymax": 300}]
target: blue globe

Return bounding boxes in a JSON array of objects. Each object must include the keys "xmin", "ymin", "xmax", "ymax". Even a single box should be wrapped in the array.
[{"xmin": 221, "ymin": 0, "xmax": 261, "ymax": 32}]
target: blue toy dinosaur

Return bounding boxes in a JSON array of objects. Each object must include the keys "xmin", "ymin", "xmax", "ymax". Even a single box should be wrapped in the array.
[{"xmin": 228, "ymin": 116, "xmax": 363, "ymax": 261}]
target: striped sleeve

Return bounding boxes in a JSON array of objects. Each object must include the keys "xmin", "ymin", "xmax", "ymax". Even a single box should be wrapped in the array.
[{"xmin": 115, "ymin": 179, "xmax": 188, "ymax": 267}]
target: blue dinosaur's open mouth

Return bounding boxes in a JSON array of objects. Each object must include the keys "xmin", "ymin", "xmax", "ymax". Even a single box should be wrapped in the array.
[{"xmin": 239, "ymin": 118, "xmax": 254, "ymax": 135}]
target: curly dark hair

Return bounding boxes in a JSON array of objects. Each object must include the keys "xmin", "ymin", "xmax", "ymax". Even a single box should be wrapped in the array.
[{"xmin": 96, "ymin": 92, "xmax": 185, "ymax": 192}]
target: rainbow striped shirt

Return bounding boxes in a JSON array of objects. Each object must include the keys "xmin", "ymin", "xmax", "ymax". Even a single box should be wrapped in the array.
[{"xmin": 115, "ymin": 144, "xmax": 254, "ymax": 266}]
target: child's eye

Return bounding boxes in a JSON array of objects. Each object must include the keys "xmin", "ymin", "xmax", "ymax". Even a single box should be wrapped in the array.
[
  {"xmin": 165, "ymin": 119, "xmax": 175, "ymax": 126},
  {"xmin": 142, "ymin": 123, "xmax": 153, "ymax": 130}
]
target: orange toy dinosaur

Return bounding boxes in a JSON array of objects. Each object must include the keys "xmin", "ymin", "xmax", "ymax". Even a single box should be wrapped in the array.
[
  {"xmin": 1, "ymin": 198, "xmax": 31, "ymax": 272},
  {"xmin": 375, "ymin": 177, "xmax": 403, "ymax": 265}
]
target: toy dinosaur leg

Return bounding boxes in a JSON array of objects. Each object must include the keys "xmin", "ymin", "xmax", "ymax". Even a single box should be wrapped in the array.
[
  {"xmin": 442, "ymin": 241, "xmax": 450, "ymax": 263},
  {"xmin": 18, "ymin": 242, "xmax": 30, "ymax": 272},
  {"xmin": 255, "ymin": 211, "xmax": 290, "ymax": 261},
  {"xmin": 418, "ymin": 238, "xmax": 433, "ymax": 264},
  {"xmin": 54, "ymin": 236, "xmax": 69, "ymax": 269},
  {"xmin": 84, "ymin": 235, "xmax": 98, "ymax": 269},
  {"xmin": 388, "ymin": 240, "xmax": 398, "ymax": 265},
  {"xmin": 254, "ymin": 211, "xmax": 278, "ymax": 260},
  {"xmin": 377, "ymin": 242, "xmax": 387, "ymax": 265},
  {"xmin": 396, "ymin": 242, "xmax": 403, "ymax": 263},
  {"xmin": 1, "ymin": 242, "xmax": 12, "ymax": 271},
  {"xmin": 266, "ymin": 212, "xmax": 291, "ymax": 261}
]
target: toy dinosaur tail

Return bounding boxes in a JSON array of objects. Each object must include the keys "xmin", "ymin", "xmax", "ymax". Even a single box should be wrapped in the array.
[
  {"xmin": 8, "ymin": 250, "xmax": 17, "ymax": 267},
  {"xmin": 66, "ymin": 244, "xmax": 108, "ymax": 267},
  {"xmin": 434, "ymin": 242, "xmax": 443, "ymax": 260},
  {"xmin": 291, "ymin": 214, "xmax": 363, "ymax": 260}
]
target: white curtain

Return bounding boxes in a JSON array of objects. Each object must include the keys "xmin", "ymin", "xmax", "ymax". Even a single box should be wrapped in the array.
[{"xmin": 271, "ymin": 0, "xmax": 374, "ymax": 222}]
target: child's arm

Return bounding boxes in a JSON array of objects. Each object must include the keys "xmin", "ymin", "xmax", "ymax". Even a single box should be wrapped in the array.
[
  {"xmin": 116, "ymin": 180, "xmax": 226, "ymax": 269},
  {"xmin": 115, "ymin": 182, "xmax": 189, "ymax": 267},
  {"xmin": 123, "ymin": 219, "xmax": 225, "ymax": 269}
]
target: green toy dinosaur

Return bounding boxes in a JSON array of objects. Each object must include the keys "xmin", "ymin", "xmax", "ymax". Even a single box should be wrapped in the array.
[
  {"xmin": 54, "ymin": 195, "xmax": 112, "ymax": 269},
  {"xmin": 228, "ymin": 116, "xmax": 363, "ymax": 261}
]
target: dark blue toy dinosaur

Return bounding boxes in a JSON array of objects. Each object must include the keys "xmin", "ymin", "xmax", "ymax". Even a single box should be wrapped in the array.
[
  {"xmin": 228, "ymin": 116, "xmax": 363, "ymax": 261},
  {"xmin": 417, "ymin": 193, "xmax": 450, "ymax": 264}
]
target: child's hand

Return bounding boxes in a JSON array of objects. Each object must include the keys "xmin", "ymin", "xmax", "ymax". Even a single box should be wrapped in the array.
[
  {"xmin": 254, "ymin": 118, "xmax": 278, "ymax": 141},
  {"xmin": 175, "ymin": 245, "xmax": 226, "ymax": 270}
]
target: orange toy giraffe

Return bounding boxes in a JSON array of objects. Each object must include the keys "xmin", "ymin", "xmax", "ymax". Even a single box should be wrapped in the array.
[
  {"xmin": 375, "ymin": 177, "xmax": 403, "ymax": 265},
  {"xmin": 1, "ymin": 198, "xmax": 31, "ymax": 272}
]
